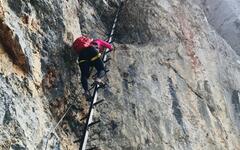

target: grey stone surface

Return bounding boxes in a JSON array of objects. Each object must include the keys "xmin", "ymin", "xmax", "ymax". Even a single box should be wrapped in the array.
[
  {"xmin": 197, "ymin": 0, "xmax": 240, "ymax": 55},
  {"xmin": 0, "ymin": 0, "xmax": 240, "ymax": 150}
]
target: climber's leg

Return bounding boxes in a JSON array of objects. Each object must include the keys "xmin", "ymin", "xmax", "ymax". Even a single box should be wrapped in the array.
[{"xmin": 79, "ymin": 61, "xmax": 90, "ymax": 92}]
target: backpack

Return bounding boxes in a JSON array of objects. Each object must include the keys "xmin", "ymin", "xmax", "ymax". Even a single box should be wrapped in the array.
[{"xmin": 72, "ymin": 36, "xmax": 93, "ymax": 53}]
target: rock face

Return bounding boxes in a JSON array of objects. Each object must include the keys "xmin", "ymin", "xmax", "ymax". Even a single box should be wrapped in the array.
[
  {"xmin": 196, "ymin": 0, "xmax": 240, "ymax": 55},
  {"xmin": 0, "ymin": 0, "xmax": 240, "ymax": 150}
]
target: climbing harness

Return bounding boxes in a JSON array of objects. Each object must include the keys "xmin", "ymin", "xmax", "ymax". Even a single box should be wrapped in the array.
[{"xmin": 79, "ymin": 53, "xmax": 102, "ymax": 63}]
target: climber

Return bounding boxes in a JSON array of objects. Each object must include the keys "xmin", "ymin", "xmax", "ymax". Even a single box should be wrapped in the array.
[{"xmin": 72, "ymin": 35, "xmax": 113, "ymax": 99}]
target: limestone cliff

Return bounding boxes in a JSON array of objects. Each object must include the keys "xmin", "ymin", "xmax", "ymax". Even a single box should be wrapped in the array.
[
  {"xmin": 0, "ymin": 0, "xmax": 240, "ymax": 150},
  {"xmin": 196, "ymin": 0, "xmax": 240, "ymax": 55}
]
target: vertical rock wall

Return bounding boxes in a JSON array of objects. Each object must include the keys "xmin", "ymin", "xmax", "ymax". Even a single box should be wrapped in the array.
[
  {"xmin": 0, "ymin": 0, "xmax": 82, "ymax": 149},
  {"xmin": 0, "ymin": 0, "xmax": 240, "ymax": 150},
  {"xmin": 94, "ymin": 0, "xmax": 240, "ymax": 149},
  {"xmin": 197, "ymin": 0, "xmax": 240, "ymax": 55}
]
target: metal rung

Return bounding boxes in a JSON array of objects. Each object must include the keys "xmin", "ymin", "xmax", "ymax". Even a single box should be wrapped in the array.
[
  {"xmin": 90, "ymin": 82, "xmax": 96, "ymax": 88},
  {"xmin": 90, "ymin": 82, "xmax": 105, "ymax": 89},
  {"xmin": 88, "ymin": 120, "xmax": 101, "ymax": 129},
  {"xmin": 90, "ymin": 82, "xmax": 101, "ymax": 90},
  {"xmin": 89, "ymin": 84, "xmax": 96, "ymax": 91},
  {"xmin": 80, "ymin": 116, "xmax": 88, "ymax": 121},
  {"xmin": 105, "ymin": 50, "xmax": 111, "ymax": 54},
  {"xmin": 93, "ymin": 99, "xmax": 104, "ymax": 107},
  {"xmin": 104, "ymin": 58, "xmax": 111, "ymax": 63},
  {"xmin": 86, "ymin": 146, "xmax": 98, "ymax": 150},
  {"xmin": 97, "ymin": 83, "xmax": 107, "ymax": 90},
  {"xmin": 74, "ymin": 138, "xmax": 81, "ymax": 143},
  {"xmin": 90, "ymin": 82, "xmax": 105, "ymax": 90}
]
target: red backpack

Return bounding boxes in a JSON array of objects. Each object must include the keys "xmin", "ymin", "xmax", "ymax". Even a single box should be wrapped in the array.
[{"xmin": 72, "ymin": 36, "xmax": 93, "ymax": 53}]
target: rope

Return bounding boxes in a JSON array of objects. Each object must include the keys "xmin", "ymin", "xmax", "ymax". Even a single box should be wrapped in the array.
[{"xmin": 44, "ymin": 104, "xmax": 73, "ymax": 150}]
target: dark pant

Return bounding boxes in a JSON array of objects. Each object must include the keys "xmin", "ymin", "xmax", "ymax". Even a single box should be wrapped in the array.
[{"xmin": 79, "ymin": 47, "xmax": 105, "ymax": 91}]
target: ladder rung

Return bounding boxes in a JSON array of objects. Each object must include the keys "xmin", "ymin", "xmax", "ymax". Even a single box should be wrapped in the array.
[
  {"xmin": 105, "ymin": 50, "xmax": 111, "ymax": 54},
  {"xmin": 80, "ymin": 116, "xmax": 88, "ymax": 121},
  {"xmin": 88, "ymin": 120, "xmax": 101, "ymax": 129},
  {"xmin": 89, "ymin": 84, "xmax": 96, "ymax": 91},
  {"xmin": 86, "ymin": 146, "xmax": 98, "ymax": 150},
  {"xmin": 97, "ymin": 83, "xmax": 107, "ymax": 90},
  {"xmin": 90, "ymin": 81, "xmax": 107, "ymax": 89},
  {"xmin": 93, "ymin": 99, "xmax": 104, "ymax": 107},
  {"xmin": 90, "ymin": 82, "xmax": 97, "ymax": 88},
  {"xmin": 74, "ymin": 138, "xmax": 81, "ymax": 143},
  {"xmin": 104, "ymin": 58, "xmax": 111, "ymax": 63}
]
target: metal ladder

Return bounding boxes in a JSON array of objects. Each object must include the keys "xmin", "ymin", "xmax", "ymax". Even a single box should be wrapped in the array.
[{"xmin": 76, "ymin": 1, "xmax": 124, "ymax": 150}]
